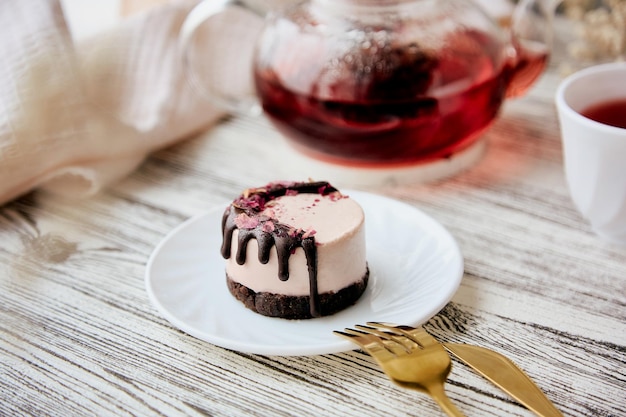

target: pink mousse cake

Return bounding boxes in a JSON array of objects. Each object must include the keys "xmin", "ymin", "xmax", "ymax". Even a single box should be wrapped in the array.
[{"xmin": 220, "ymin": 180, "xmax": 369, "ymax": 319}]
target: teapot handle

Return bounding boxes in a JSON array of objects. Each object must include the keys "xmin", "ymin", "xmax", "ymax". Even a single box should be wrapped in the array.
[
  {"xmin": 505, "ymin": 0, "xmax": 561, "ymax": 97},
  {"xmin": 180, "ymin": 0, "xmax": 266, "ymax": 115}
]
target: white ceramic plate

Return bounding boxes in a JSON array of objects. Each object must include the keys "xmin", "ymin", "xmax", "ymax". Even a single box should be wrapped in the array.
[{"xmin": 145, "ymin": 191, "xmax": 463, "ymax": 356}]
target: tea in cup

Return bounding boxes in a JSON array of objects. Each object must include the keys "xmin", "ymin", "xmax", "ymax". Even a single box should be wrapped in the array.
[{"xmin": 555, "ymin": 62, "xmax": 626, "ymax": 245}]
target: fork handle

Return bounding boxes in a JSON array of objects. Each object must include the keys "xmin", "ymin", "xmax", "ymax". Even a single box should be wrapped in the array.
[{"xmin": 424, "ymin": 383, "xmax": 465, "ymax": 417}]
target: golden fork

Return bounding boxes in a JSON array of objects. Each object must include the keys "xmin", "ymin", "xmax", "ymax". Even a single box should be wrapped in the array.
[{"xmin": 335, "ymin": 322, "xmax": 465, "ymax": 417}]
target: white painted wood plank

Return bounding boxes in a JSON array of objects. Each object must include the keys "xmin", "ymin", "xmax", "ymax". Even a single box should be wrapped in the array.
[{"xmin": 2, "ymin": 60, "xmax": 625, "ymax": 417}]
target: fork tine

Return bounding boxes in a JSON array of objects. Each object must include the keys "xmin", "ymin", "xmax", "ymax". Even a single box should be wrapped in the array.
[
  {"xmin": 353, "ymin": 325, "xmax": 415, "ymax": 354},
  {"xmin": 366, "ymin": 322, "xmax": 440, "ymax": 347},
  {"xmin": 341, "ymin": 328, "xmax": 407, "ymax": 355},
  {"xmin": 339, "ymin": 328, "xmax": 376, "ymax": 342},
  {"xmin": 333, "ymin": 329, "xmax": 372, "ymax": 351},
  {"xmin": 333, "ymin": 329, "xmax": 397, "ymax": 360},
  {"xmin": 354, "ymin": 324, "xmax": 392, "ymax": 338},
  {"xmin": 354, "ymin": 324, "xmax": 415, "ymax": 352}
]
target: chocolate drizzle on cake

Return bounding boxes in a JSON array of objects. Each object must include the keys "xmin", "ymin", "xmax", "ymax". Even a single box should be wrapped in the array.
[{"xmin": 221, "ymin": 181, "xmax": 339, "ymax": 317}]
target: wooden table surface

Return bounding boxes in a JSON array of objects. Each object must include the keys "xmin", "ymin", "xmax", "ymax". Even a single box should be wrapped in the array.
[{"xmin": 2, "ymin": 39, "xmax": 625, "ymax": 417}]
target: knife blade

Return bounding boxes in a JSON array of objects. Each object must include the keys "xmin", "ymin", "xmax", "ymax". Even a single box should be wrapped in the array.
[{"xmin": 443, "ymin": 343, "xmax": 563, "ymax": 417}]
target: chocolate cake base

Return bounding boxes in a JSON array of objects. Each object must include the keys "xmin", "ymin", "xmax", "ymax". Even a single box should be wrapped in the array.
[{"xmin": 226, "ymin": 268, "xmax": 369, "ymax": 320}]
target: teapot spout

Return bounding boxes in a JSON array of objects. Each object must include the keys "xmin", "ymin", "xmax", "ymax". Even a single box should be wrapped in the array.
[{"xmin": 505, "ymin": 0, "xmax": 563, "ymax": 97}]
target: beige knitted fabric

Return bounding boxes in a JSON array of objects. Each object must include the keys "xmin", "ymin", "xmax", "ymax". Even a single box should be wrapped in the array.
[{"xmin": 0, "ymin": 0, "xmax": 234, "ymax": 204}]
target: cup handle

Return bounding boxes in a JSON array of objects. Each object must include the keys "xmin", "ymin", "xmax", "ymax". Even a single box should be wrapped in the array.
[{"xmin": 180, "ymin": 0, "xmax": 265, "ymax": 115}]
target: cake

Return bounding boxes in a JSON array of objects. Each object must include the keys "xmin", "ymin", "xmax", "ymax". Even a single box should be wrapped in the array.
[{"xmin": 220, "ymin": 180, "xmax": 369, "ymax": 319}]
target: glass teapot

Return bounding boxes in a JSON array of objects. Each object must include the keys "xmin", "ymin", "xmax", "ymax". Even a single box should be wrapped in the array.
[{"xmin": 181, "ymin": 0, "xmax": 560, "ymax": 167}]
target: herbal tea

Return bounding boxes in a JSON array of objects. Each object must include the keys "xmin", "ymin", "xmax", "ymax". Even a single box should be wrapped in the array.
[
  {"xmin": 254, "ymin": 29, "xmax": 547, "ymax": 166},
  {"xmin": 581, "ymin": 99, "xmax": 626, "ymax": 129}
]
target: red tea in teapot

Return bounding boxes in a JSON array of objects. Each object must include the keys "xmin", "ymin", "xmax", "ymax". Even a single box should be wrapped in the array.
[{"xmin": 254, "ymin": 28, "xmax": 547, "ymax": 166}]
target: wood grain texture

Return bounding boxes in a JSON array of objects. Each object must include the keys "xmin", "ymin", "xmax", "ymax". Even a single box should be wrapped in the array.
[{"xmin": 2, "ymin": 67, "xmax": 625, "ymax": 417}]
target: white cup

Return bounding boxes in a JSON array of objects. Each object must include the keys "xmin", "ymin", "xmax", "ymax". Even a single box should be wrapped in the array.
[{"xmin": 555, "ymin": 62, "xmax": 626, "ymax": 245}]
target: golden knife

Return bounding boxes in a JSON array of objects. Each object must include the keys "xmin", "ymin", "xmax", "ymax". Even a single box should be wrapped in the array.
[{"xmin": 443, "ymin": 343, "xmax": 564, "ymax": 417}]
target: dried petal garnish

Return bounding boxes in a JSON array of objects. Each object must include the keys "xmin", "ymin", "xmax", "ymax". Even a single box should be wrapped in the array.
[
  {"xmin": 328, "ymin": 191, "xmax": 344, "ymax": 201},
  {"xmin": 263, "ymin": 208, "xmax": 276, "ymax": 219},
  {"xmin": 235, "ymin": 213, "xmax": 259, "ymax": 229},
  {"xmin": 233, "ymin": 193, "xmax": 268, "ymax": 211},
  {"xmin": 262, "ymin": 221, "xmax": 275, "ymax": 233},
  {"xmin": 317, "ymin": 184, "xmax": 330, "ymax": 195}
]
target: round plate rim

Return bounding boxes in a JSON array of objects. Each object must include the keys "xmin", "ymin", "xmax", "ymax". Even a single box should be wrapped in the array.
[{"xmin": 145, "ymin": 190, "xmax": 463, "ymax": 356}]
